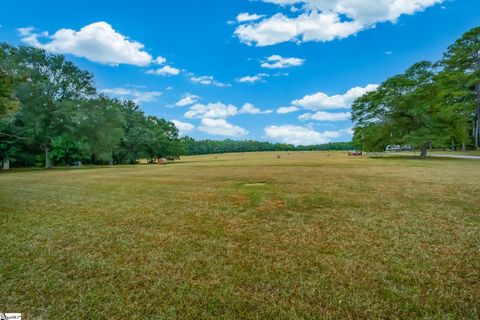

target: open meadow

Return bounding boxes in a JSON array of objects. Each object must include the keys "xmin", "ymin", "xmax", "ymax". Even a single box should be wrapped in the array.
[{"xmin": 1, "ymin": 152, "xmax": 479, "ymax": 319}]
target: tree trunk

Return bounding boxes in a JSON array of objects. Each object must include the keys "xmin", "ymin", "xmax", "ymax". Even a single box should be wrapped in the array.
[
  {"xmin": 475, "ymin": 83, "xmax": 480, "ymax": 150},
  {"xmin": 44, "ymin": 147, "xmax": 51, "ymax": 168},
  {"xmin": 474, "ymin": 116, "xmax": 480, "ymax": 150},
  {"xmin": 2, "ymin": 158, "xmax": 10, "ymax": 170},
  {"xmin": 451, "ymin": 139, "xmax": 455, "ymax": 152},
  {"xmin": 420, "ymin": 144, "xmax": 428, "ymax": 159}
]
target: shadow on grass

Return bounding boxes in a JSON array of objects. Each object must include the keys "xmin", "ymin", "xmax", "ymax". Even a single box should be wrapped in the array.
[{"xmin": 368, "ymin": 155, "xmax": 466, "ymax": 161}]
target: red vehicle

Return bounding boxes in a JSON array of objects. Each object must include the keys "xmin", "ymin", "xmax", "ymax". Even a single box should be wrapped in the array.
[{"xmin": 348, "ymin": 150, "xmax": 363, "ymax": 156}]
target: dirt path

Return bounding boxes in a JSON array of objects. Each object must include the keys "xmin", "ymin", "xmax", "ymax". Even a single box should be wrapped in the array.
[{"xmin": 366, "ymin": 152, "xmax": 480, "ymax": 160}]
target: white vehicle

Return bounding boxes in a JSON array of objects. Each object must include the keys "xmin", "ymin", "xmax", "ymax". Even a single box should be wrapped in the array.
[{"xmin": 385, "ymin": 145, "xmax": 401, "ymax": 152}]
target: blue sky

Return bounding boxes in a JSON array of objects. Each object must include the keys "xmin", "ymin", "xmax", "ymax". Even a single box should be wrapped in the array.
[{"xmin": 1, "ymin": 0, "xmax": 479, "ymax": 144}]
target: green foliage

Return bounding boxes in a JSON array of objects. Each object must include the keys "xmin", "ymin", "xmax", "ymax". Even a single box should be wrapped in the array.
[
  {"xmin": 51, "ymin": 133, "xmax": 88, "ymax": 165},
  {"xmin": 353, "ymin": 26, "xmax": 480, "ymax": 155},
  {"xmin": 143, "ymin": 116, "xmax": 182, "ymax": 161},
  {"xmin": 0, "ymin": 43, "xmax": 184, "ymax": 168},
  {"xmin": 0, "ymin": 71, "xmax": 19, "ymax": 118}
]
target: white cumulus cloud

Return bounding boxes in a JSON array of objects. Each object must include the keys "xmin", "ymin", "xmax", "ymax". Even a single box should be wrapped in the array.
[
  {"xmin": 190, "ymin": 75, "xmax": 230, "ymax": 87},
  {"xmin": 264, "ymin": 125, "xmax": 347, "ymax": 145},
  {"xmin": 236, "ymin": 13, "xmax": 266, "ymax": 23},
  {"xmin": 261, "ymin": 55, "xmax": 305, "ymax": 69},
  {"xmin": 198, "ymin": 118, "xmax": 248, "ymax": 137},
  {"xmin": 155, "ymin": 56, "xmax": 167, "ymax": 64},
  {"xmin": 239, "ymin": 103, "xmax": 273, "ymax": 114},
  {"xmin": 299, "ymin": 111, "xmax": 351, "ymax": 121},
  {"xmin": 172, "ymin": 120, "xmax": 195, "ymax": 136},
  {"xmin": 175, "ymin": 94, "xmax": 200, "ymax": 107},
  {"xmin": 238, "ymin": 73, "xmax": 269, "ymax": 83},
  {"xmin": 235, "ymin": 0, "xmax": 443, "ymax": 46},
  {"xmin": 292, "ymin": 84, "xmax": 378, "ymax": 110},
  {"xmin": 146, "ymin": 65, "xmax": 180, "ymax": 76},
  {"xmin": 17, "ymin": 26, "xmax": 35, "ymax": 36},
  {"xmin": 276, "ymin": 106, "xmax": 299, "ymax": 114},
  {"xmin": 184, "ymin": 102, "xmax": 238, "ymax": 119},
  {"xmin": 20, "ymin": 21, "xmax": 155, "ymax": 66},
  {"xmin": 184, "ymin": 102, "xmax": 271, "ymax": 118}
]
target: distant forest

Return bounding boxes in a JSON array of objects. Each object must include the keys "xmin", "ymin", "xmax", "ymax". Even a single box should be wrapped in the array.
[{"xmin": 181, "ymin": 138, "xmax": 353, "ymax": 155}]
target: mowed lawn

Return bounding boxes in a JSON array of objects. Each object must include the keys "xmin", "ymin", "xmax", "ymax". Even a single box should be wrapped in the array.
[{"xmin": 1, "ymin": 152, "xmax": 479, "ymax": 319}]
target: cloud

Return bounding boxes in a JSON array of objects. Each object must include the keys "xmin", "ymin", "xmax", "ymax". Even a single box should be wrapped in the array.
[
  {"xmin": 100, "ymin": 87, "xmax": 162, "ymax": 104},
  {"xmin": 276, "ymin": 106, "xmax": 299, "ymax": 114},
  {"xmin": 146, "ymin": 65, "xmax": 180, "ymax": 76},
  {"xmin": 20, "ymin": 21, "xmax": 157, "ymax": 66},
  {"xmin": 171, "ymin": 120, "xmax": 195, "ymax": 136},
  {"xmin": 261, "ymin": 55, "xmax": 305, "ymax": 69},
  {"xmin": 236, "ymin": 13, "xmax": 266, "ymax": 22},
  {"xmin": 292, "ymin": 84, "xmax": 378, "ymax": 110},
  {"xmin": 198, "ymin": 118, "xmax": 248, "ymax": 137},
  {"xmin": 299, "ymin": 111, "xmax": 351, "ymax": 121},
  {"xmin": 235, "ymin": 0, "xmax": 443, "ymax": 46},
  {"xmin": 184, "ymin": 102, "xmax": 238, "ymax": 119},
  {"xmin": 264, "ymin": 125, "xmax": 348, "ymax": 145},
  {"xmin": 238, "ymin": 73, "xmax": 269, "ymax": 83},
  {"xmin": 155, "ymin": 56, "xmax": 167, "ymax": 64},
  {"xmin": 17, "ymin": 26, "xmax": 35, "ymax": 36},
  {"xmin": 239, "ymin": 103, "xmax": 272, "ymax": 114},
  {"xmin": 190, "ymin": 75, "xmax": 230, "ymax": 87},
  {"xmin": 235, "ymin": 12, "xmax": 362, "ymax": 46},
  {"xmin": 175, "ymin": 94, "xmax": 200, "ymax": 107},
  {"xmin": 184, "ymin": 102, "xmax": 271, "ymax": 118}
]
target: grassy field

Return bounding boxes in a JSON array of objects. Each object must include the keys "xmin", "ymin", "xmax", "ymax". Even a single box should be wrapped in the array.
[{"xmin": 1, "ymin": 152, "xmax": 479, "ymax": 319}]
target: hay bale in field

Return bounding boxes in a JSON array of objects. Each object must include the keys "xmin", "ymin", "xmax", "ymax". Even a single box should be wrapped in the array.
[
  {"xmin": 157, "ymin": 158, "xmax": 168, "ymax": 165},
  {"xmin": 276, "ymin": 155, "xmax": 281, "ymax": 159}
]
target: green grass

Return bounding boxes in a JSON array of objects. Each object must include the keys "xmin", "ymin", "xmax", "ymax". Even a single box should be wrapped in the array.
[{"xmin": 1, "ymin": 151, "xmax": 479, "ymax": 319}]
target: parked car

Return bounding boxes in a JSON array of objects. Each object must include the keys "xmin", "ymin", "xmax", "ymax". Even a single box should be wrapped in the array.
[
  {"xmin": 385, "ymin": 145, "xmax": 401, "ymax": 152},
  {"xmin": 401, "ymin": 145, "xmax": 413, "ymax": 151}
]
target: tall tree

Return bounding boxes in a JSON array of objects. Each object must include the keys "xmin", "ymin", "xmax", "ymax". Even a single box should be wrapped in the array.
[
  {"xmin": 116, "ymin": 100, "xmax": 148, "ymax": 164},
  {"xmin": 79, "ymin": 98, "xmax": 125, "ymax": 165},
  {"xmin": 0, "ymin": 44, "xmax": 96, "ymax": 168},
  {"xmin": 441, "ymin": 27, "xmax": 480, "ymax": 149},
  {"xmin": 352, "ymin": 62, "xmax": 450, "ymax": 158},
  {"xmin": 143, "ymin": 116, "xmax": 181, "ymax": 162}
]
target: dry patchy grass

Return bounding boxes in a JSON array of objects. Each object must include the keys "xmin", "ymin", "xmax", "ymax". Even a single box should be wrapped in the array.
[{"xmin": 1, "ymin": 152, "xmax": 479, "ymax": 319}]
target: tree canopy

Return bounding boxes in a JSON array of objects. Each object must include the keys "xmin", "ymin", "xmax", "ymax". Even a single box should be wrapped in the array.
[
  {"xmin": 352, "ymin": 27, "xmax": 480, "ymax": 157},
  {"xmin": 0, "ymin": 43, "xmax": 183, "ymax": 169}
]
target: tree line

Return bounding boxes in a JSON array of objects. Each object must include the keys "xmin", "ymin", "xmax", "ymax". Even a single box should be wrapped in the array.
[
  {"xmin": 352, "ymin": 27, "xmax": 480, "ymax": 157},
  {"xmin": 180, "ymin": 137, "xmax": 353, "ymax": 155},
  {"xmin": 0, "ymin": 43, "xmax": 183, "ymax": 169}
]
